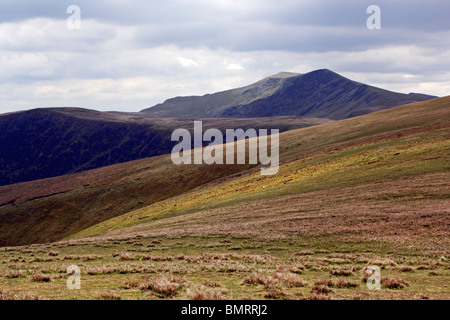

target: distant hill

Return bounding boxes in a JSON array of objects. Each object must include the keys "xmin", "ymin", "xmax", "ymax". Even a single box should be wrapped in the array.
[
  {"xmin": 0, "ymin": 108, "xmax": 326, "ymax": 186},
  {"xmin": 140, "ymin": 69, "xmax": 436, "ymax": 119}
]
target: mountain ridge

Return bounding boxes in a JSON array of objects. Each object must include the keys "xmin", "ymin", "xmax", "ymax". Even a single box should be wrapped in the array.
[
  {"xmin": 140, "ymin": 69, "xmax": 436, "ymax": 119},
  {"xmin": 0, "ymin": 70, "xmax": 437, "ymax": 186},
  {"xmin": 0, "ymin": 108, "xmax": 326, "ymax": 186}
]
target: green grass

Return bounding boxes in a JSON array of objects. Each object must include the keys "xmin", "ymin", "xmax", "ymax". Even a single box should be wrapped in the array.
[{"xmin": 1, "ymin": 235, "xmax": 448, "ymax": 300}]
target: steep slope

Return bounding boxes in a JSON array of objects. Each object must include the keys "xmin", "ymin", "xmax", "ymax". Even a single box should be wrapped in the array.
[
  {"xmin": 0, "ymin": 108, "xmax": 171, "ymax": 186},
  {"xmin": 140, "ymin": 69, "xmax": 435, "ymax": 119},
  {"xmin": 140, "ymin": 72, "xmax": 301, "ymax": 118},
  {"xmin": 0, "ymin": 107, "xmax": 326, "ymax": 186},
  {"xmin": 0, "ymin": 114, "xmax": 328, "ymax": 246},
  {"xmin": 0, "ymin": 152, "xmax": 252, "ymax": 246},
  {"xmin": 72, "ymin": 96, "xmax": 450, "ymax": 240}
]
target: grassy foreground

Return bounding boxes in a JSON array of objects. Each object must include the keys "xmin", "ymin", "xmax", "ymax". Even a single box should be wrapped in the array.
[{"xmin": 1, "ymin": 207, "xmax": 449, "ymax": 300}]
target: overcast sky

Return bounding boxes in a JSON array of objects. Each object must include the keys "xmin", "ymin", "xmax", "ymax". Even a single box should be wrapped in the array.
[{"xmin": 0, "ymin": 0, "xmax": 449, "ymax": 113}]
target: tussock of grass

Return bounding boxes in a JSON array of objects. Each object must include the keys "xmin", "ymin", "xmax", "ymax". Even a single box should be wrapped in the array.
[
  {"xmin": 188, "ymin": 287, "xmax": 228, "ymax": 300},
  {"xmin": 95, "ymin": 291, "xmax": 121, "ymax": 300},
  {"xmin": 311, "ymin": 285, "xmax": 333, "ymax": 295},
  {"xmin": 139, "ymin": 275, "xmax": 187, "ymax": 298},
  {"xmin": 31, "ymin": 273, "xmax": 52, "ymax": 282},
  {"xmin": 0, "ymin": 290, "xmax": 45, "ymax": 300},
  {"xmin": 381, "ymin": 277, "xmax": 410, "ymax": 289},
  {"xmin": 329, "ymin": 266, "xmax": 357, "ymax": 276},
  {"xmin": 264, "ymin": 285, "xmax": 288, "ymax": 300}
]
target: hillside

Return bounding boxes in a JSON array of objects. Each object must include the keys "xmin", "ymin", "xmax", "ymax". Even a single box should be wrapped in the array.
[
  {"xmin": 0, "ymin": 108, "xmax": 325, "ymax": 186},
  {"xmin": 0, "ymin": 96, "xmax": 447, "ymax": 300},
  {"xmin": 140, "ymin": 69, "xmax": 435, "ymax": 119},
  {"xmin": 0, "ymin": 96, "xmax": 448, "ymax": 301},
  {"xmin": 0, "ymin": 115, "xmax": 328, "ymax": 246},
  {"xmin": 73, "ymin": 96, "xmax": 450, "ymax": 240},
  {"xmin": 0, "ymin": 97, "xmax": 448, "ymax": 248}
]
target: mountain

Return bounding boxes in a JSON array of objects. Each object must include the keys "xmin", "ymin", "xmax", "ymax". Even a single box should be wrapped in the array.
[
  {"xmin": 1, "ymin": 95, "xmax": 448, "ymax": 246},
  {"xmin": 140, "ymin": 69, "xmax": 436, "ymax": 119},
  {"xmin": 0, "ymin": 108, "xmax": 327, "ymax": 186},
  {"xmin": 0, "ymin": 70, "xmax": 436, "ymax": 187}
]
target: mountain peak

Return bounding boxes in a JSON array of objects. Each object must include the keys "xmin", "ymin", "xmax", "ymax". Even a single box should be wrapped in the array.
[
  {"xmin": 268, "ymin": 71, "xmax": 301, "ymax": 79},
  {"xmin": 307, "ymin": 68, "xmax": 341, "ymax": 77},
  {"xmin": 140, "ymin": 69, "xmax": 434, "ymax": 119},
  {"xmin": 313, "ymin": 68, "xmax": 333, "ymax": 73}
]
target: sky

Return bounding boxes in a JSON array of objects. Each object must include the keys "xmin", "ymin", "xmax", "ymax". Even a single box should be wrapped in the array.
[{"xmin": 0, "ymin": 0, "xmax": 449, "ymax": 113}]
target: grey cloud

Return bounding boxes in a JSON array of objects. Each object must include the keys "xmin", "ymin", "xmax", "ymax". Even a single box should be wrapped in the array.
[
  {"xmin": 2, "ymin": 1, "xmax": 449, "ymax": 29},
  {"xmin": 0, "ymin": 0, "xmax": 449, "ymax": 113},
  {"xmin": 0, "ymin": 0, "xmax": 449, "ymax": 54}
]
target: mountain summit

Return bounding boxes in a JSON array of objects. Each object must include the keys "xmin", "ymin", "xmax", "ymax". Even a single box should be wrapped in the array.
[{"xmin": 140, "ymin": 69, "xmax": 435, "ymax": 119}]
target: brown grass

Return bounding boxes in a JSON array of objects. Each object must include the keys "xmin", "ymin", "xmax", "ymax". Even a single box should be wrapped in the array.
[
  {"xmin": 381, "ymin": 277, "xmax": 410, "ymax": 289},
  {"xmin": 0, "ymin": 289, "xmax": 45, "ymax": 300},
  {"xmin": 311, "ymin": 285, "xmax": 333, "ymax": 295},
  {"xmin": 139, "ymin": 275, "xmax": 186, "ymax": 298},
  {"xmin": 272, "ymin": 273, "xmax": 307, "ymax": 288},
  {"xmin": 241, "ymin": 273, "xmax": 269, "ymax": 286},
  {"xmin": 264, "ymin": 285, "xmax": 288, "ymax": 299},
  {"xmin": 117, "ymin": 252, "xmax": 136, "ymax": 261},
  {"xmin": 189, "ymin": 287, "xmax": 228, "ymax": 300},
  {"xmin": 202, "ymin": 280, "xmax": 222, "ymax": 288},
  {"xmin": 2, "ymin": 270, "xmax": 26, "ymax": 278},
  {"xmin": 95, "ymin": 291, "xmax": 121, "ymax": 300},
  {"xmin": 335, "ymin": 279, "xmax": 359, "ymax": 288},
  {"xmin": 31, "ymin": 273, "xmax": 52, "ymax": 282},
  {"xmin": 310, "ymin": 293, "xmax": 331, "ymax": 300},
  {"xmin": 329, "ymin": 266, "xmax": 356, "ymax": 276}
]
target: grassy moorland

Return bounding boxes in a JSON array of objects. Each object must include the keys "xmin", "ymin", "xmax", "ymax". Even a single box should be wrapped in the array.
[
  {"xmin": 0, "ymin": 114, "xmax": 327, "ymax": 246},
  {"xmin": 72, "ymin": 96, "xmax": 450, "ymax": 238},
  {"xmin": 0, "ymin": 97, "xmax": 449, "ymax": 300}
]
